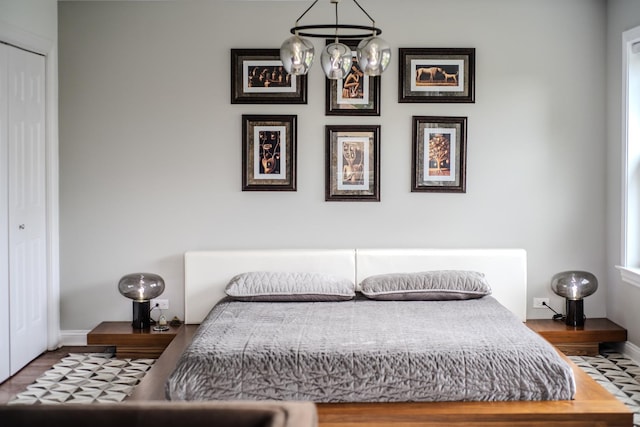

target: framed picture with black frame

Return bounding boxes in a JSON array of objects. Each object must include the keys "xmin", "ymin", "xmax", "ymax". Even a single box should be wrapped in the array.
[
  {"xmin": 325, "ymin": 125, "xmax": 380, "ymax": 201},
  {"xmin": 399, "ymin": 48, "xmax": 475, "ymax": 103},
  {"xmin": 242, "ymin": 114, "xmax": 297, "ymax": 191},
  {"xmin": 411, "ymin": 116, "xmax": 467, "ymax": 193},
  {"xmin": 231, "ymin": 49, "xmax": 307, "ymax": 104},
  {"xmin": 325, "ymin": 40, "xmax": 380, "ymax": 116}
]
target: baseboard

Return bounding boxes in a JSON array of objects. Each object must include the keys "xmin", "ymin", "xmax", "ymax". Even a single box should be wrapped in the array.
[
  {"xmin": 59, "ymin": 330, "xmax": 90, "ymax": 346},
  {"xmin": 615, "ymin": 340, "xmax": 640, "ymax": 365}
]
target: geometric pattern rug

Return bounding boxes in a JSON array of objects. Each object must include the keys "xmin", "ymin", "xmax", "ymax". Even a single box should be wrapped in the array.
[
  {"xmin": 7, "ymin": 353, "xmax": 154, "ymax": 405},
  {"xmin": 569, "ymin": 350, "xmax": 640, "ymax": 427}
]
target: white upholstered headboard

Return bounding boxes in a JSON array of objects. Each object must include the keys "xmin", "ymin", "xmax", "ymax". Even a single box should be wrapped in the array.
[
  {"xmin": 184, "ymin": 249, "xmax": 356, "ymax": 324},
  {"xmin": 184, "ymin": 248, "xmax": 527, "ymax": 324}
]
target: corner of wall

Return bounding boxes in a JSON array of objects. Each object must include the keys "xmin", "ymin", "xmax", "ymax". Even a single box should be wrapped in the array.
[{"xmin": 59, "ymin": 330, "xmax": 89, "ymax": 347}]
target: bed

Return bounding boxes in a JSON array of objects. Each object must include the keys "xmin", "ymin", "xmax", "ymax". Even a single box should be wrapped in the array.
[{"xmin": 150, "ymin": 249, "xmax": 632, "ymax": 426}]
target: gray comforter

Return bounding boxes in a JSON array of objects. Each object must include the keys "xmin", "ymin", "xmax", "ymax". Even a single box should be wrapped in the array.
[{"xmin": 166, "ymin": 296, "xmax": 576, "ymax": 402}]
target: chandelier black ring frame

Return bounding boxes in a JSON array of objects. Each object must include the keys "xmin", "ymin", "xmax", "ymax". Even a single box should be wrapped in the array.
[{"xmin": 290, "ymin": 24, "xmax": 382, "ymax": 40}]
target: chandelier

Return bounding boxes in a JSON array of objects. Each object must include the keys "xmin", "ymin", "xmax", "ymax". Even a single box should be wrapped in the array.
[{"xmin": 280, "ymin": 0, "xmax": 391, "ymax": 80}]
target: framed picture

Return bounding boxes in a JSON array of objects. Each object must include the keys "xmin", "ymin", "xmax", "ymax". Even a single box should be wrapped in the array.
[
  {"xmin": 325, "ymin": 125, "xmax": 380, "ymax": 201},
  {"xmin": 399, "ymin": 48, "xmax": 475, "ymax": 103},
  {"xmin": 231, "ymin": 49, "xmax": 307, "ymax": 104},
  {"xmin": 325, "ymin": 40, "xmax": 380, "ymax": 116},
  {"xmin": 242, "ymin": 114, "xmax": 297, "ymax": 191},
  {"xmin": 412, "ymin": 116, "xmax": 467, "ymax": 193}
]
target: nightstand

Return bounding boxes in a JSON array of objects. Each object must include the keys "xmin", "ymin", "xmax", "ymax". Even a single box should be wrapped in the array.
[
  {"xmin": 86, "ymin": 321, "xmax": 183, "ymax": 358},
  {"xmin": 525, "ymin": 318, "xmax": 627, "ymax": 356}
]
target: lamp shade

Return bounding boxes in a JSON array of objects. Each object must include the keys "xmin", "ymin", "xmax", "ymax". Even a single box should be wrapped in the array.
[
  {"xmin": 320, "ymin": 42, "xmax": 352, "ymax": 79},
  {"xmin": 118, "ymin": 273, "xmax": 165, "ymax": 302},
  {"xmin": 551, "ymin": 270, "xmax": 597, "ymax": 327},
  {"xmin": 356, "ymin": 36, "xmax": 391, "ymax": 76},
  {"xmin": 280, "ymin": 35, "xmax": 315, "ymax": 76},
  {"xmin": 550, "ymin": 271, "xmax": 598, "ymax": 300}
]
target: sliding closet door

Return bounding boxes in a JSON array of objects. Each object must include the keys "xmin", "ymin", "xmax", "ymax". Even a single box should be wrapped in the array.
[
  {"xmin": 0, "ymin": 44, "xmax": 10, "ymax": 383},
  {"xmin": 7, "ymin": 44, "xmax": 47, "ymax": 376}
]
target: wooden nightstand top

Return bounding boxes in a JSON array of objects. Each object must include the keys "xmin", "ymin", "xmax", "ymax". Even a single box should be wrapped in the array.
[
  {"xmin": 87, "ymin": 321, "xmax": 184, "ymax": 358},
  {"xmin": 526, "ymin": 318, "xmax": 627, "ymax": 344}
]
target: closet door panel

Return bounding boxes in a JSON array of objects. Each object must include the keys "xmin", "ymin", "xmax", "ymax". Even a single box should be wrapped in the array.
[
  {"xmin": 7, "ymin": 45, "xmax": 47, "ymax": 375},
  {"xmin": 0, "ymin": 43, "xmax": 10, "ymax": 384}
]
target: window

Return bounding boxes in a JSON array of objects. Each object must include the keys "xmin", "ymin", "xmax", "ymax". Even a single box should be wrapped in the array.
[{"xmin": 619, "ymin": 26, "xmax": 640, "ymax": 288}]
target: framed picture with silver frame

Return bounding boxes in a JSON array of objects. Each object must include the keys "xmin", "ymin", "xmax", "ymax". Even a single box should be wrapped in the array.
[
  {"xmin": 231, "ymin": 49, "xmax": 307, "ymax": 104},
  {"xmin": 242, "ymin": 114, "xmax": 297, "ymax": 191},
  {"xmin": 325, "ymin": 40, "xmax": 380, "ymax": 116},
  {"xmin": 325, "ymin": 125, "xmax": 380, "ymax": 201},
  {"xmin": 399, "ymin": 48, "xmax": 475, "ymax": 103},
  {"xmin": 412, "ymin": 116, "xmax": 467, "ymax": 193}
]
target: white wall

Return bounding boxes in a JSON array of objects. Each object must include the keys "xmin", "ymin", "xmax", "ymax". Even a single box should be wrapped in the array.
[
  {"xmin": 0, "ymin": 0, "xmax": 57, "ymax": 41},
  {"xmin": 58, "ymin": 0, "xmax": 608, "ymax": 332},
  {"xmin": 0, "ymin": 0, "xmax": 59, "ymax": 349},
  {"xmin": 606, "ymin": 0, "xmax": 640, "ymax": 351}
]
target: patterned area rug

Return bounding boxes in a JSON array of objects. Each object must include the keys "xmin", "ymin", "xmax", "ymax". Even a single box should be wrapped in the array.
[
  {"xmin": 569, "ymin": 350, "xmax": 640, "ymax": 427},
  {"xmin": 8, "ymin": 352, "xmax": 154, "ymax": 404}
]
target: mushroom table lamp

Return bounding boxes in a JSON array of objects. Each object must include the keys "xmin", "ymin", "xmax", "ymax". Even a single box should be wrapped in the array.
[
  {"xmin": 550, "ymin": 270, "xmax": 598, "ymax": 327},
  {"xmin": 118, "ymin": 273, "xmax": 165, "ymax": 329}
]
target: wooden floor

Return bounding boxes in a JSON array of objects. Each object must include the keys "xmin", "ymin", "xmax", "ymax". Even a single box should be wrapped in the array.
[{"xmin": 0, "ymin": 345, "xmax": 111, "ymax": 404}]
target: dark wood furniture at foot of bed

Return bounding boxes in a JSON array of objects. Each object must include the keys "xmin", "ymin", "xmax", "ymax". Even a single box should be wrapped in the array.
[
  {"xmin": 130, "ymin": 321, "xmax": 632, "ymax": 427},
  {"xmin": 0, "ymin": 400, "xmax": 317, "ymax": 427}
]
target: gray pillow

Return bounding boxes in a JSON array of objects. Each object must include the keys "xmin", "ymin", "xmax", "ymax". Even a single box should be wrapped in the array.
[
  {"xmin": 225, "ymin": 271, "xmax": 355, "ymax": 302},
  {"xmin": 360, "ymin": 270, "xmax": 491, "ymax": 301}
]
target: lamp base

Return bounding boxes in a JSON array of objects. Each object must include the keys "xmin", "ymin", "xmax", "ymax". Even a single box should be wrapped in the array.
[
  {"xmin": 132, "ymin": 300, "xmax": 151, "ymax": 329},
  {"xmin": 565, "ymin": 299, "xmax": 585, "ymax": 327}
]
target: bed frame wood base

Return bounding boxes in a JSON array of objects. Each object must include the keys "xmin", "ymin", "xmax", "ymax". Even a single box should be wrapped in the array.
[{"xmin": 130, "ymin": 325, "xmax": 632, "ymax": 427}]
